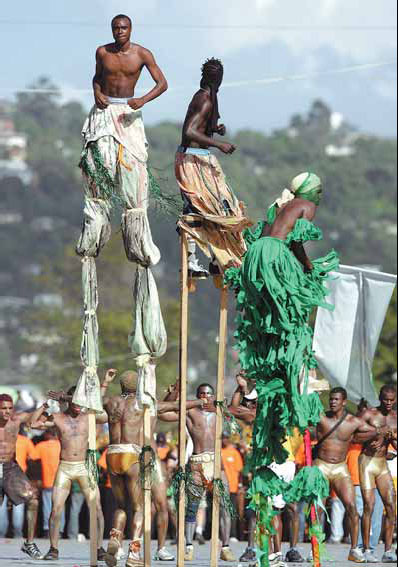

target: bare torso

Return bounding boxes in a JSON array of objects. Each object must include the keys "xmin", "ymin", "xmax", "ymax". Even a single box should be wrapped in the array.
[
  {"xmin": 53, "ymin": 412, "xmax": 89, "ymax": 462},
  {"xmin": 0, "ymin": 414, "xmax": 23, "ymax": 463},
  {"xmin": 96, "ymin": 43, "xmax": 148, "ymax": 98},
  {"xmin": 317, "ymin": 413, "xmax": 365, "ymax": 464},
  {"xmin": 181, "ymin": 90, "xmax": 213, "ymax": 149},
  {"xmin": 187, "ymin": 407, "xmax": 216, "ymax": 454},
  {"xmin": 361, "ymin": 408, "xmax": 397, "ymax": 458},
  {"xmin": 262, "ymin": 199, "xmax": 316, "ymax": 240}
]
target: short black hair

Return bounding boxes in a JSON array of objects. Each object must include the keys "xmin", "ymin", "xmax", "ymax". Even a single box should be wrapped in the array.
[
  {"xmin": 196, "ymin": 383, "xmax": 215, "ymax": 396},
  {"xmin": 330, "ymin": 387, "xmax": 348, "ymax": 400},
  {"xmin": 112, "ymin": 14, "xmax": 132, "ymax": 27},
  {"xmin": 380, "ymin": 384, "xmax": 397, "ymax": 399}
]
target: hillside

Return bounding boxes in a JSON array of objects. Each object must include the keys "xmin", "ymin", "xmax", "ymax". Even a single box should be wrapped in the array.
[{"xmin": 0, "ymin": 80, "xmax": 396, "ymax": 393}]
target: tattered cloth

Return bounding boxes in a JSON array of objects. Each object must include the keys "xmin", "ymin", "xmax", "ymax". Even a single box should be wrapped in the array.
[{"xmin": 175, "ymin": 148, "xmax": 252, "ymax": 272}]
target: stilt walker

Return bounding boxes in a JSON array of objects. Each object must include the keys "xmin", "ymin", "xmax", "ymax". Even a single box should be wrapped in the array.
[{"xmin": 72, "ymin": 14, "xmax": 169, "ymax": 566}]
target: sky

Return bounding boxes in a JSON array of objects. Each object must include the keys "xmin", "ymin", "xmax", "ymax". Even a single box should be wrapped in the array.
[{"xmin": 0, "ymin": 0, "xmax": 396, "ymax": 136}]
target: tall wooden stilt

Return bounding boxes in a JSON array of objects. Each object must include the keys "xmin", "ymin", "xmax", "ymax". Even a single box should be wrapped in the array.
[
  {"xmin": 177, "ymin": 231, "xmax": 189, "ymax": 567},
  {"xmin": 210, "ymin": 286, "xmax": 229, "ymax": 567},
  {"xmin": 143, "ymin": 406, "xmax": 152, "ymax": 567},
  {"xmin": 88, "ymin": 412, "xmax": 98, "ymax": 567},
  {"xmin": 304, "ymin": 429, "xmax": 321, "ymax": 567}
]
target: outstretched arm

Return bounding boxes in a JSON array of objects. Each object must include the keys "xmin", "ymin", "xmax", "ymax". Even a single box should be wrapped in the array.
[{"xmin": 128, "ymin": 48, "xmax": 168, "ymax": 111}]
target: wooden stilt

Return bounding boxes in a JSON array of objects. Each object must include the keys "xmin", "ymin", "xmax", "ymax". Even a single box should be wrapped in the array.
[
  {"xmin": 88, "ymin": 412, "xmax": 98, "ymax": 567},
  {"xmin": 177, "ymin": 231, "xmax": 189, "ymax": 567},
  {"xmin": 304, "ymin": 429, "xmax": 321, "ymax": 567},
  {"xmin": 210, "ymin": 286, "xmax": 229, "ymax": 567},
  {"xmin": 143, "ymin": 406, "xmax": 152, "ymax": 567}
]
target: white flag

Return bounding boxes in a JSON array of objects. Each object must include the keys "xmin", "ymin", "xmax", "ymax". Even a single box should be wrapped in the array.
[{"xmin": 313, "ymin": 265, "xmax": 396, "ymax": 405}]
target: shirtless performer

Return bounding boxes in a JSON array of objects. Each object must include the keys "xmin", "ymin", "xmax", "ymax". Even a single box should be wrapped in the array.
[
  {"xmin": 176, "ymin": 58, "xmax": 251, "ymax": 279},
  {"xmin": 358, "ymin": 384, "xmax": 397, "ymax": 563},
  {"xmin": 314, "ymin": 387, "xmax": 388, "ymax": 563},
  {"xmin": 0, "ymin": 394, "xmax": 47, "ymax": 560},
  {"xmin": 100, "ymin": 370, "xmax": 212, "ymax": 567},
  {"xmin": 161, "ymin": 383, "xmax": 237, "ymax": 563},
  {"xmin": 33, "ymin": 385, "xmax": 108, "ymax": 562}
]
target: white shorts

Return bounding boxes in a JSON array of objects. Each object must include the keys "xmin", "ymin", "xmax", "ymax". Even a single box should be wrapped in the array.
[{"xmin": 268, "ymin": 461, "xmax": 296, "ymax": 509}]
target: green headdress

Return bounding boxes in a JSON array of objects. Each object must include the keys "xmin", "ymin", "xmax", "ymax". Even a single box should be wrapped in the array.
[{"xmin": 291, "ymin": 172, "xmax": 322, "ymax": 205}]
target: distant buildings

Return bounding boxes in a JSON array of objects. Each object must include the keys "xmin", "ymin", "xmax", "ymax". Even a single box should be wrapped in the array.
[{"xmin": 0, "ymin": 101, "xmax": 32, "ymax": 185}]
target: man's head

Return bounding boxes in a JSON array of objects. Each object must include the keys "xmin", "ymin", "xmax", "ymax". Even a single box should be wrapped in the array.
[
  {"xmin": 379, "ymin": 384, "xmax": 397, "ymax": 413},
  {"xmin": 0, "ymin": 394, "xmax": 13, "ymax": 423},
  {"xmin": 222, "ymin": 433, "xmax": 231, "ymax": 448},
  {"xmin": 196, "ymin": 383, "xmax": 215, "ymax": 403},
  {"xmin": 112, "ymin": 14, "xmax": 132, "ymax": 45},
  {"xmin": 201, "ymin": 58, "xmax": 224, "ymax": 92},
  {"xmin": 243, "ymin": 388, "xmax": 258, "ymax": 411},
  {"xmin": 291, "ymin": 172, "xmax": 323, "ymax": 206},
  {"xmin": 156, "ymin": 432, "xmax": 167, "ymax": 447},
  {"xmin": 120, "ymin": 371, "xmax": 138, "ymax": 395},
  {"xmin": 329, "ymin": 387, "xmax": 348, "ymax": 413},
  {"xmin": 67, "ymin": 386, "xmax": 82, "ymax": 416}
]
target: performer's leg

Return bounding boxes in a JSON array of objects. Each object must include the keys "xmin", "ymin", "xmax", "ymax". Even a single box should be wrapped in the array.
[
  {"xmin": 361, "ymin": 488, "xmax": 375, "ymax": 551},
  {"xmin": 79, "ymin": 481, "xmax": 105, "ymax": 548},
  {"xmin": 375, "ymin": 473, "xmax": 396, "ymax": 552},
  {"xmin": 125, "ymin": 466, "xmax": 144, "ymax": 543},
  {"xmin": 49, "ymin": 484, "xmax": 71, "ymax": 550},
  {"xmin": 286, "ymin": 503, "xmax": 300, "ymax": 548},
  {"xmin": 333, "ymin": 478, "xmax": 360, "ymax": 550},
  {"xmin": 152, "ymin": 480, "xmax": 169, "ymax": 551}
]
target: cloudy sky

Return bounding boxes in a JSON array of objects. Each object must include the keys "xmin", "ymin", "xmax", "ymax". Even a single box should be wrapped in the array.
[{"xmin": 0, "ymin": 0, "xmax": 396, "ymax": 135}]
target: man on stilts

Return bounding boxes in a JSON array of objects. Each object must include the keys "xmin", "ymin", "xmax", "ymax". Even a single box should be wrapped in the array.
[{"xmin": 176, "ymin": 58, "xmax": 251, "ymax": 279}]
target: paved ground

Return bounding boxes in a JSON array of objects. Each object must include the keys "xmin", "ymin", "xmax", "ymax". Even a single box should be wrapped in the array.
[{"xmin": 0, "ymin": 538, "xmax": 389, "ymax": 567}]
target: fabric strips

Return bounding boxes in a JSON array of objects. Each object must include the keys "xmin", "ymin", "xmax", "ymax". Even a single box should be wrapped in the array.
[
  {"xmin": 74, "ymin": 103, "xmax": 167, "ymax": 413},
  {"xmin": 85, "ymin": 449, "xmax": 100, "ymax": 490},
  {"xmin": 139, "ymin": 445, "xmax": 157, "ymax": 488},
  {"xmin": 226, "ymin": 215, "xmax": 339, "ymax": 566}
]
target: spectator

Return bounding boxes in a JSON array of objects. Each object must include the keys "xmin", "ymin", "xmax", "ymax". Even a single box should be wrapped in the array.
[
  {"xmin": 0, "ymin": 425, "xmax": 37, "ymax": 538},
  {"xmin": 34, "ymin": 428, "xmax": 64, "ymax": 538},
  {"xmin": 156, "ymin": 433, "xmax": 169, "ymax": 462},
  {"xmin": 221, "ymin": 433, "xmax": 244, "ymax": 541}
]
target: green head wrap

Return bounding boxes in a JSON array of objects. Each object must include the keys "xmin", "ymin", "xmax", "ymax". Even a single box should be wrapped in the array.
[{"xmin": 291, "ymin": 172, "xmax": 323, "ymax": 205}]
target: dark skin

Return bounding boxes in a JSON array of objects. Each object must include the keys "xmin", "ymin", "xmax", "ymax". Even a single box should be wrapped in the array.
[
  {"xmin": 263, "ymin": 198, "xmax": 319, "ymax": 272},
  {"xmin": 358, "ymin": 390, "xmax": 397, "ymax": 552},
  {"xmin": 181, "ymin": 78, "xmax": 236, "ymax": 155},
  {"xmin": 93, "ymin": 17, "xmax": 168, "ymax": 111},
  {"xmin": 316, "ymin": 393, "xmax": 380, "ymax": 550},
  {"xmin": 0, "ymin": 400, "xmax": 47, "ymax": 543}
]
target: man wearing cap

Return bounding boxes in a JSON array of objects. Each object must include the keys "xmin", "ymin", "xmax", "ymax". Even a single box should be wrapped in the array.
[{"xmin": 101, "ymin": 370, "xmax": 212, "ymax": 567}]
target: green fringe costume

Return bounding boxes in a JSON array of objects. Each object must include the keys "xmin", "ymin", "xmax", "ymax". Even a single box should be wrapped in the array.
[{"xmin": 226, "ymin": 190, "xmax": 338, "ymax": 566}]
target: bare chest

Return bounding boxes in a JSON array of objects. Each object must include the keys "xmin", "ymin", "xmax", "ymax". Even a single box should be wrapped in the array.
[
  {"xmin": 58, "ymin": 415, "xmax": 88, "ymax": 443},
  {"xmin": 102, "ymin": 53, "xmax": 143, "ymax": 77},
  {"xmin": 319, "ymin": 419, "xmax": 356, "ymax": 442}
]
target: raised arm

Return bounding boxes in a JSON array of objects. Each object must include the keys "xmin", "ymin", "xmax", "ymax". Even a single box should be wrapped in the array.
[
  {"xmin": 163, "ymin": 380, "xmax": 180, "ymax": 403},
  {"xmin": 24, "ymin": 402, "xmax": 49, "ymax": 427},
  {"xmin": 128, "ymin": 48, "xmax": 168, "ymax": 111}
]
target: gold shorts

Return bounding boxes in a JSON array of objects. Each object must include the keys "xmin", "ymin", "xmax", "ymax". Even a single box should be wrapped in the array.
[
  {"xmin": 359, "ymin": 454, "xmax": 391, "ymax": 491},
  {"xmin": 314, "ymin": 459, "xmax": 351, "ymax": 484},
  {"xmin": 54, "ymin": 461, "xmax": 90, "ymax": 491},
  {"xmin": 107, "ymin": 444, "xmax": 141, "ymax": 475}
]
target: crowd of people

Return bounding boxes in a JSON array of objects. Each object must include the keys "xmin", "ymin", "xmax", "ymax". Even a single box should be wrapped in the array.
[{"xmin": 0, "ymin": 374, "xmax": 396, "ymax": 566}]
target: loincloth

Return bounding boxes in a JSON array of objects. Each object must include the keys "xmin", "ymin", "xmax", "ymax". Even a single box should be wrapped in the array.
[
  {"xmin": 175, "ymin": 149, "xmax": 251, "ymax": 272},
  {"xmin": 314, "ymin": 458, "xmax": 351, "ymax": 484},
  {"xmin": 0, "ymin": 460, "xmax": 35, "ymax": 506},
  {"xmin": 107, "ymin": 444, "xmax": 141, "ymax": 476},
  {"xmin": 359, "ymin": 454, "xmax": 391, "ymax": 491},
  {"xmin": 54, "ymin": 461, "xmax": 90, "ymax": 491}
]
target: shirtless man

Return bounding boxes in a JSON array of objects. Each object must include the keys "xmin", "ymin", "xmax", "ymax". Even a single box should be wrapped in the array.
[
  {"xmin": 34, "ymin": 385, "xmax": 108, "ymax": 562},
  {"xmin": 100, "ymin": 371, "xmax": 211, "ymax": 567},
  {"xmin": 314, "ymin": 387, "xmax": 387, "ymax": 563},
  {"xmin": 176, "ymin": 59, "xmax": 250, "ymax": 279},
  {"xmin": 161, "ymin": 383, "xmax": 236, "ymax": 563},
  {"xmin": 358, "ymin": 384, "xmax": 397, "ymax": 563},
  {"xmin": 0, "ymin": 394, "xmax": 47, "ymax": 560}
]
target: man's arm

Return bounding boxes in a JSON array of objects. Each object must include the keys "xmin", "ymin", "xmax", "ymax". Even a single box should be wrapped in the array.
[
  {"xmin": 290, "ymin": 242, "xmax": 313, "ymax": 272},
  {"xmin": 158, "ymin": 399, "xmax": 207, "ymax": 415},
  {"xmin": 163, "ymin": 380, "xmax": 180, "ymax": 403},
  {"xmin": 230, "ymin": 374, "xmax": 249, "ymax": 408},
  {"xmin": 22, "ymin": 403, "xmax": 49, "ymax": 427},
  {"xmin": 93, "ymin": 47, "xmax": 110, "ymax": 110},
  {"xmin": 353, "ymin": 417, "xmax": 384, "ymax": 444},
  {"xmin": 128, "ymin": 48, "xmax": 168, "ymax": 111},
  {"xmin": 100, "ymin": 368, "xmax": 118, "ymax": 403},
  {"xmin": 185, "ymin": 95, "xmax": 236, "ymax": 154},
  {"xmin": 228, "ymin": 405, "xmax": 256, "ymax": 425}
]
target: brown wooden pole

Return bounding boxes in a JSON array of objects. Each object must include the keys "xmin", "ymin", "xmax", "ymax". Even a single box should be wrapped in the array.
[
  {"xmin": 143, "ymin": 406, "xmax": 152, "ymax": 567},
  {"xmin": 177, "ymin": 231, "xmax": 189, "ymax": 567},
  {"xmin": 210, "ymin": 286, "xmax": 229, "ymax": 567},
  {"xmin": 88, "ymin": 412, "xmax": 98, "ymax": 567}
]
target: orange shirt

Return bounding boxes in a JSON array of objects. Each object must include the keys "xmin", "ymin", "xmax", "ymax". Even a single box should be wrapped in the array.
[
  {"xmin": 34, "ymin": 439, "xmax": 61, "ymax": 489},
  {"xmin": 157, "ymin": 446, "xmax": 169, "ymax": 462},
  {"xmin": 16, "ymin": 435, "xmax": 37, "ymax": 472},
  {"xmin": 347, "ymin": 444, "xmax": 362, "ymax": 486},
  {"xmin": 221, "ymin": 446, "xmax": 244, "ymax": 494},
  {"xmin": 98, "ymin": 449, "xmax": 112, "ymax": 488}
]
